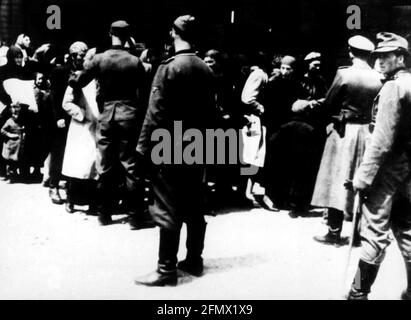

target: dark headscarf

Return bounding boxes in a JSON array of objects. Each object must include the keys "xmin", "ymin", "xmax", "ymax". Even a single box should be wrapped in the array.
[{"xmin": 6, "ymin": 45, "xmax": 23, "ymax": 66}]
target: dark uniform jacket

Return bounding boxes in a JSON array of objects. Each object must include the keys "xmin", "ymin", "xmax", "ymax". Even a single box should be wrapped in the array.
[
  {"xmin": 69, "ymin": 46, "xmax": 146, "ymax": 122},
  {"xmin": 137, "ymin": 49, "xmax": 215, "ymax": 229},
  {"xmin": 355, "ymin": 69, "xmax": 411, "ymax": 187},
  {"xmin": 137, "ymin": 49, "xmax": 215, "ymax": 156},
  {"xmin": 323, "ymin": 62, "xmax": 382, "ymax": 124}
]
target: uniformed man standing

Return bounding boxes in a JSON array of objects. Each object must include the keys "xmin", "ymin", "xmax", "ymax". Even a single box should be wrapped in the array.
[
  {"xmin": 311, "ymin": 36, "xmax": 382, "ymax": 246},
  {"xmin": 69, "ymin": 21, "xmax": 149, "ymax": 226},
  {"xmin": 134, "ymin": 15, "xmax": 215, "ymax": 286},
  {"xmin": 348, "ymin": 32, "xmax": 411, "ymax": 300}
]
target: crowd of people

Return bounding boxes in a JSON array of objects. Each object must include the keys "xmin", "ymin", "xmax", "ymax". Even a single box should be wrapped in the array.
[{"xmin": 1, "ymin": 16, "xmax": 411, "ymax": 299}]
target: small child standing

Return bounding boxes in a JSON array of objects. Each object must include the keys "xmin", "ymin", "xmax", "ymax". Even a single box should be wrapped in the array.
[{"xmin": 1, "ymin": 102, "xmax": 27, "ymax": 183}]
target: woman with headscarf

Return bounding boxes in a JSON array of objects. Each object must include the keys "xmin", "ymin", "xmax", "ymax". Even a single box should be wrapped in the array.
[{"xmin": 61, "ymin": 44, "xmax": 100, "ymax": 214}]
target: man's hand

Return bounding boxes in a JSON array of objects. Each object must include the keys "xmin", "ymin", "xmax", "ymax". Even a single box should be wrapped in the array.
[
  {"xmin": 353, "ymin": 176, "xmax": 369, "ymax": 193},
  {"xmin": 57, "ymin": 119, "xmax": 66, "ymax": 128},
  {"xmin": 255, "ymin": 103, "xmax": 264, "ymax": 115}
]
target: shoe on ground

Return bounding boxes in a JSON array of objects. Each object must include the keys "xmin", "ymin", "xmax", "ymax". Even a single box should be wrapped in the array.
[
  {"xmin": 49, "ymin": 188, "xmax": 64, "ymax": 205},
  {"xmin": 346, "ymin": 287, "xmax": 368, "ymax": 300},
  {"xmin": 257, "ymin": 195, "xmax": 279, "ymax": 212},
  {"xmin": 134, "ymin": 270, "xmax": 177, "ymax": 287},
  {"xmin": 65, "ymin": 202, "xmax": 74, "ymax": 213},
  {"xmin": 98, "ymin": 214, "xmax": 113, "ymax": 226},
  {"xmin": 129, "ymin": 216, "xmax": 156, "ymax": 230},
  {"xmin": 313, "ymin": 232, "xmax": 348, "ymax": 247},
  {"xmin": 178, "ymin": 258, "xmax": 204, "ymax": 277},
  {"xmin": 87, "ymin": 205, "xmax": 99, "ymax": 216},
  {"xmin": 401, "ymin": 290, "xmax": 411, "ymax": 300},
  {"xmin": 289, "ymin": 209, "xmax": 305, "ymax": 218}
]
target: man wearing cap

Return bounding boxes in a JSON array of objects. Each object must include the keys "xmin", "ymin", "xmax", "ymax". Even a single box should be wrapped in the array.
[
  {"xmin": 347, "ymin": 32, "xmax": 411, "ymax": 300},
  {"xmin": 69, "ymin": 21, "xmax": 149, "ymax": 227},
  {"xmin": 134, "ymin": 15, "xmax": 215, "ymax": 286},
  {"xmin": 311, "ymin": 35, "xmax": 382, "ymax": 246}
]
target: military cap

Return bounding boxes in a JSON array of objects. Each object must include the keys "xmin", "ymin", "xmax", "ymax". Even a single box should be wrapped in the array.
[
  {"xmin": 110, "ymin": 20, "xmax": 131, "ymax": 38},
  {"xmin": 374, "ymin": 32, "xmax": 409, "ymax": 54},
  {"xmin": 304, "ymin": 52, "xmax": 321, "ymax": 62},
  {"xmin": 173, "ymin": 15, "xmax": 197, "ymax": 35},
  {"xmin": 348, "ymin": 35, "xmax": 375, "ymax": 52}
]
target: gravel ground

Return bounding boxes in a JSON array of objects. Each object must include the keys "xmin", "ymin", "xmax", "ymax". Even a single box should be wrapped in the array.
[{"xmin": 0, "ymin": 180, "xmax": 406, "ymax": 300}]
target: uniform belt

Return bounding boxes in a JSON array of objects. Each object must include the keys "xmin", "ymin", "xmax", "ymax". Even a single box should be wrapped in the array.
[{"xmin": 340, "ymin": 110, "xmax": 370, "ymax": 124}]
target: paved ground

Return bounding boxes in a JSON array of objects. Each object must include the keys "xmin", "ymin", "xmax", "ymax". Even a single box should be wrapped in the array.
[{"xmin": 0, "ymin": 179, "xmax": 407, "ymax": 300}]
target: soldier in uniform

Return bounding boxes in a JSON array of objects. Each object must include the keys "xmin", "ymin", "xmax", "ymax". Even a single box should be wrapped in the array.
[
  {"xmin": 69, "ymin": 21, "xmax": 149, "ymax": 227},
  {"xmin": 134, "ymin": 15, "xmax": 215, "ymax": 286},
  {"xmin": 348, "ymin": 32, "xmax": 411, "ymax": 300},
  {"xmin": 311, "ymin": 36, "xmax": 382, "ymax": 246}
]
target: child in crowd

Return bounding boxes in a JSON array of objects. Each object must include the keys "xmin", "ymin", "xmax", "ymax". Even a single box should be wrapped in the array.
[{"xmin": 1, "ymin": 102, "xmax": 28, "ymax": 182}]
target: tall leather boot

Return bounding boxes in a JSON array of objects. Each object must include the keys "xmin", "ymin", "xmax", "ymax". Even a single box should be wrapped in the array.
[
  {"xmin": 347, "ymin": 260, "xmax": 380, "ymax": 300},
  {"xmin": 178, "ymin": 221, "xmax": 207, "ymax": 276},
  {"xmin": 135, "ymin": 227, "xmax": 180, "ymax": 286},
  {"xmin": 401, "ymin": 262, "xmax": 411, "ymax": 300}
]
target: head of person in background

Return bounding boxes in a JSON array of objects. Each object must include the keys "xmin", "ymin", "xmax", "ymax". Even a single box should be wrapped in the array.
[
  {"xmin": 280, "ymin": 55, "xmax": 297, "ymax": 80},
  {"xmin": 304, "ymin": 52, "xmax": 322, "ymax": 77},
  {"xmin": 347, "ymin": 35, "xmax": 374, "ymax": 64},
  {"xmin": 15, "ymin": 34, "xmax": 31, "ymax": 50},
  {"xmin": 68, "ymin": 41, "xmax": 88, "ymax": 71},
  {"xmin": 6, "ymin": 45, "xmax": 24, "ymax": 67},
  {"xmin": 10, "ymin": 102, "xmax": 24, "ymax": 122},
  {"xmin": 204, "ymin": 49, "xmax": 225, "ymax": 76},
  {"xmin": 34, "ymin": 72, "xmax": 50, "ymax": 90},
  {"xmin": 109, "ymin": 20, "xmax": 132, "ymax": 48},
  {"xmin": 170, "ymin": 15, "xmax": 198, "ymax": 47},
  {"xmin": 372, "ymin": 32, "xmax": 409, "ymax": 78}
]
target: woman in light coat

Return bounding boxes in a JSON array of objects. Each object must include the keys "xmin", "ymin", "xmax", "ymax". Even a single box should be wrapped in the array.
[{"xmin": 61, "ymin": 45, "xmax": 100, "ymax": 213}]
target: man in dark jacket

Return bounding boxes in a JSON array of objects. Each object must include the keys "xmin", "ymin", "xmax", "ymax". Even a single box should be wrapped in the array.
[
  {"xmin": 69, "ymin": 21, "xmax": 148, "ymax": 226},
  {"xmin": 134, "ymin": 15, "xmax": 215, "ymax": 286},
  {"xmin": 348, "ymin": 32, "xmax": 411, "ymax": 300}
]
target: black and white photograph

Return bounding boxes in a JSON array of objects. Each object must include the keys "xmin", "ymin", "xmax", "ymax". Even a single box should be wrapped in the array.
[{"xmin": 1, "ymin": 0, "xmax": 411, "ymax": 305}]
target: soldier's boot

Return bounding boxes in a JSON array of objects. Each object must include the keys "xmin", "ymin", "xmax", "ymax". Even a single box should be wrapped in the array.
[
  {"xmin": 347, "ymin": 260, "xmax": 380, "ymax": 300},
  {"xmin": 135, "ymin": 228, "xmax": 179, "ymax": 286},
  {"xmin": 313, "ymin": 228, "xmax": 348, "ymax": 247},
  {"xmin": 401, "ymin": 262, "xmax": 411, "ymax": 300},
  {"xmin": 178, "ymin": 222, "xmax": 207, "ymax": 276}
]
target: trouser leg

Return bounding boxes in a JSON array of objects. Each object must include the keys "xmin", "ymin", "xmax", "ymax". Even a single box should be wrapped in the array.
[
  {"xmin": 117, "ymin": 119, "xmax": 144, "ymax": 215},
  {"xmin": 185, "ymin": 218, "xmax": 207, "ymax": 262},
  {"xmin": 49, "ymin": 128, "xmax": 67, "ymax": 188},
  {"xmin": 95, "ymin": 120, "xmax": 118, "ymax": 217},
  {"xmin": 391, "ymin": 186, "xmax": 411, "ymax": 298}
]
